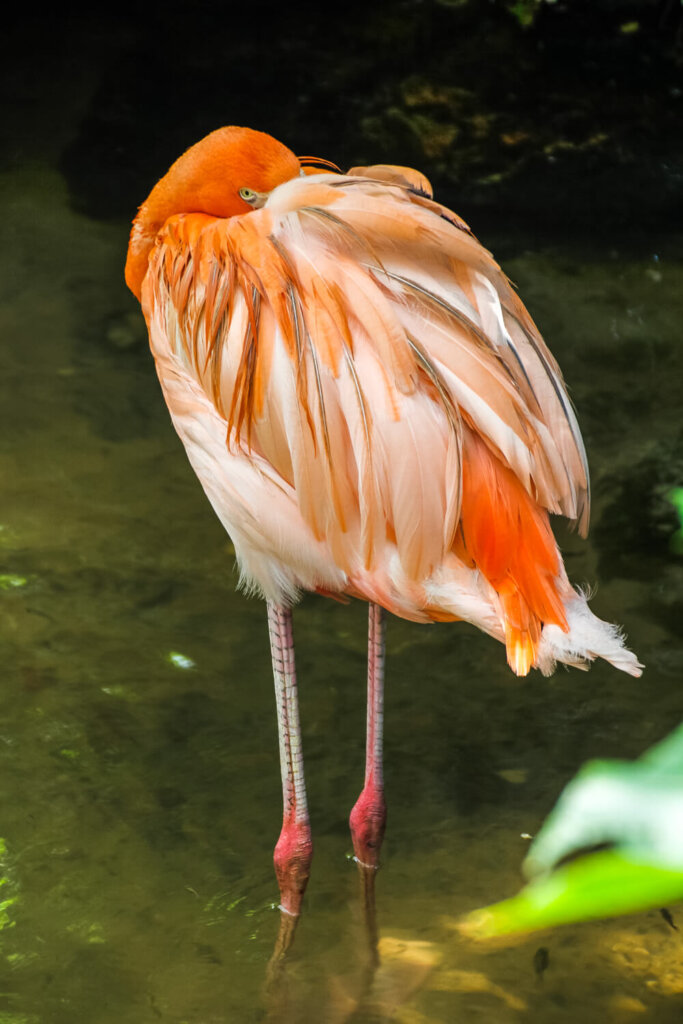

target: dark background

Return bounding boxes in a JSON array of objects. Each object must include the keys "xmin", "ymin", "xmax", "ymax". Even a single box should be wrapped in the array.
[{"xmin": 5, "ymin": 0, "xmax": 683, "ymax": 245}]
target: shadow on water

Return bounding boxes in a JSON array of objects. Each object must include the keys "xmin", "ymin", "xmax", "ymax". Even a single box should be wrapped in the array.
[{"xmin": 2, "ymin": 3, "xmax": 683, "ymax": 1021}]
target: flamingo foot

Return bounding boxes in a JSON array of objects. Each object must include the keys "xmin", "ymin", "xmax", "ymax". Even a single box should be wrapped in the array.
[
  {"xmin": 350, "ymin": 782, "xmax": 386, "ymax": 870},
  {"xmin": 350, "ymin": 791, "xmax": 385, "ymax": 967},
  {"xmin": 274, "ymin": 818, "xmax": 313, "ymax": 917}
]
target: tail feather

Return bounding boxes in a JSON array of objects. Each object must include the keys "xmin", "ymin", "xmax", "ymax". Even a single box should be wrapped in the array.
[
  {"xmin": 535, "ymin": 590, "xmax": 643, "ymax": 677},
  {"xmin": 460, "ymin": 430, "xmax": 569, "ymax": 675}
]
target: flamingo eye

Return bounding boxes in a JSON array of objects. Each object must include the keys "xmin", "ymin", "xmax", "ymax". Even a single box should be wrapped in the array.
[{"xmin": 239, "ymin": 187, "xmax": 257, "ymax": 202}]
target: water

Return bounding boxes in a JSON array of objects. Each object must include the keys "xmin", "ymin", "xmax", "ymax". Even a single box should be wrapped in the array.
[{"xmin": 3, "ymin": 10, "xmax": 683, "ymax": 1023}]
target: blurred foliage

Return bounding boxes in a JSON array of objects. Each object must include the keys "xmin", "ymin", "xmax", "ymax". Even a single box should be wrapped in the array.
[
  {"xmin": 464, "ymin": 724, "xmax": 683, "ymax": 937},
  {"xmin": 463, "ymin": 851, "xmax": 683, "ymax": 937},
  {"xmin": 669, "ymin": 488, "xmax": 683, "ymax": 554},
  {"xmin": 506, "ymin": 0, "xmax": 553, "ymax": 27},
  {"xmin": 0, "ymin": 839, "xmax": 18, "ymax": 935},
  {"xmin": 0, "ymin": 575, "xmax": 28, "ymax": 590},
  {"xmin": 435, "ymin": 0, "xmax": 553, "ymax": 16}
]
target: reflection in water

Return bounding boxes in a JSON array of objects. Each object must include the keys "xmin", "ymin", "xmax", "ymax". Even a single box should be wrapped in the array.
[
  {"xmin": 1, "ymin": 155, "xmax": 683, "ymax": 1022},
  {"xmin": 265, "ymin": 912, "xmax": 442, "ymax": 1023}
]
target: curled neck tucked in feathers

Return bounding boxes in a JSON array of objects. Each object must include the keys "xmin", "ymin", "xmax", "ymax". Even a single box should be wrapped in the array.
[{"xmin": 124, "ymin": 126, "xmax": 301, "ymax": 300}]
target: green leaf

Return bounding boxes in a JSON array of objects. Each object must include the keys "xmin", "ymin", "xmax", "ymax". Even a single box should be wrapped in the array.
[{"xmin": 460, "ymin": 850, "xmax": 683, "ymax": 938}]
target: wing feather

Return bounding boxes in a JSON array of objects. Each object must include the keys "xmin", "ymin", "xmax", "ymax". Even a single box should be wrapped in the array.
[{"xmin": 144, "ymin": 171, "xmax": 588, "ymax": 608}]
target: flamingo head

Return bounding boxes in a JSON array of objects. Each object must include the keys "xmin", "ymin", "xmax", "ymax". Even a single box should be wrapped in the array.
[{"xmin": 125, "ymin": 126, "xmax": 301, "ymax": 299}]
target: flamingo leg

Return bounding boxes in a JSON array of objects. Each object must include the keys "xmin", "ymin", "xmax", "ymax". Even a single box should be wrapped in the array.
[
  {"xmin": 267, "ymin": 602, "xmax": 313, "ymax": 924},
  {"xmin": 350, "ymin": 602, "xmax": 387, "ymax": 869}
]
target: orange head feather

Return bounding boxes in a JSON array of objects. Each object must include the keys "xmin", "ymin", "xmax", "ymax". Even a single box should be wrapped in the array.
[{"xmin": 125, "ymin": 126, "xmax": 300, "ymax": 299}]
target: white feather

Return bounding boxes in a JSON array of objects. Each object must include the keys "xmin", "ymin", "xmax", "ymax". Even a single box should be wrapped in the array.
[{"xmin": 536, "ymin": 590, "xmax": 643, "ymax": 677}]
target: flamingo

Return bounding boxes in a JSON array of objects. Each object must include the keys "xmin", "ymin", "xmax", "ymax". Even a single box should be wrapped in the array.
[{"xmin": 124, "ymin": 126, "xmax": 641, "ymax": 948}]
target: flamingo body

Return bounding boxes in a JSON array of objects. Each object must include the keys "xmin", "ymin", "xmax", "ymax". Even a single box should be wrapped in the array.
[
  {"xmin": 126, "ymin": 126, "xmax": 641, "ymax": 932},
  {"xmin": 126, "ymin": 126, "xmax": 640, "ymax": 679}
]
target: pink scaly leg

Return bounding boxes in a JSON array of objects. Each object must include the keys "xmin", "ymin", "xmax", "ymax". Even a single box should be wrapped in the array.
[
  {"xmin": 267, "ymin": 602, "xmax": 312, "ymax": 957},
  {"xmin": 350, "ymin": 603, "xmax": 387, "ymax": 869}
]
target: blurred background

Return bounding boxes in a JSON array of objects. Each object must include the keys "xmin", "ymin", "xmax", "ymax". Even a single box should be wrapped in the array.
[{"xmin": 1, "ymin": 2, "xmax": 683, "ymax": 1021}]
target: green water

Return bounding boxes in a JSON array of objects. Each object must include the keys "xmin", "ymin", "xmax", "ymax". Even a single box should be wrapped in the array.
[{"xmin": 2, "ymin": 150, "xmax": 683, "ymax": 1021}]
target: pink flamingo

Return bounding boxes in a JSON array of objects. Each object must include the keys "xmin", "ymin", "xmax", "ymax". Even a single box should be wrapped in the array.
[{"xmin": 125, "ymin": 125, "xmax": 641, "ymax": 950}]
